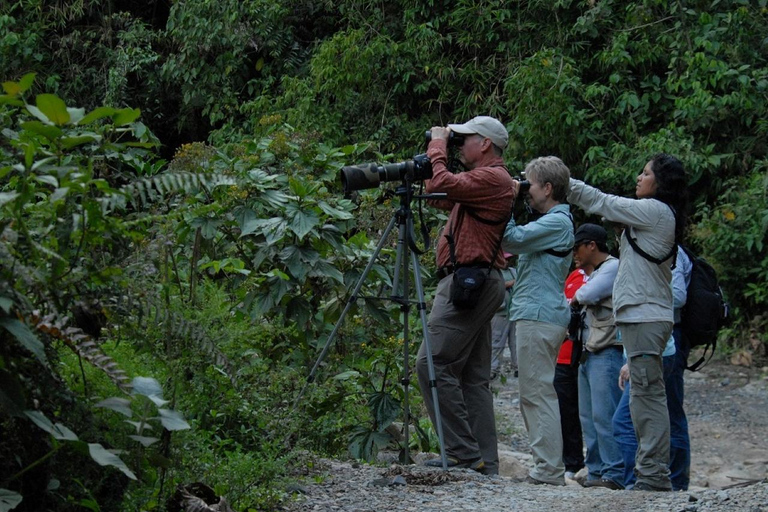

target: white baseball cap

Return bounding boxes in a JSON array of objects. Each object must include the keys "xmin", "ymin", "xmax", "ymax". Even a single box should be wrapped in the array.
[{"xmin": 448, "ymin": 116, "xmax": 509, "ymax": 150}]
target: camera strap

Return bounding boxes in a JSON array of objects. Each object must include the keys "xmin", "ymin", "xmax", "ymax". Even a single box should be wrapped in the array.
[{"xmin": 543, "ymin": 210, "xmax": 575, "ymax": 257}]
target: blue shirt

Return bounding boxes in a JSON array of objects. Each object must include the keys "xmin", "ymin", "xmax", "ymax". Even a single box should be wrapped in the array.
[{"xmin": 502, "ymin": 204, "xmax": 574, "ymax": 327}]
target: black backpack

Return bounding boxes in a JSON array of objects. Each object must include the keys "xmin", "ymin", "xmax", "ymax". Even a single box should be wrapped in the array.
[{"xmin": 679, "ymin": 246, "xmax": 730, "ymax": 371}]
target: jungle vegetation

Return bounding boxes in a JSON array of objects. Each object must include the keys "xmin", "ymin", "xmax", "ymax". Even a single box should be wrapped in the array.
[{"xmin": 1, "ymin": 0, "xmax": 766, "ymax": 510}]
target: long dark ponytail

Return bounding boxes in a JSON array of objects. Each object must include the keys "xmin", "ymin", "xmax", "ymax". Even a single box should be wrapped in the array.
[{"xmin": 650, "ymin": 153, "xmax": 688, "ymax": 243}]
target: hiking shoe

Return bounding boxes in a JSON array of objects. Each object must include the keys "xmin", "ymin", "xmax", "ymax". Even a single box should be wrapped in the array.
[
  {"xmin": 524, "ymin": 475, "xmax": 565, "ymax": 486},
  {"xmin": 425, "ymin": 456, "xmax": 485, "ymax": 472},
  {"xmin": 583, "ymin": 478, "xmax": 624, "ymax": 490},
  {"xmin": 633, "ymin": 481, "xmax": 672, "ymax": 492}
]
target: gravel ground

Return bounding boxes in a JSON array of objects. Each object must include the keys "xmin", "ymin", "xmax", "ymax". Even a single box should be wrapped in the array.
[{"xmin": 284, "ymin": 358, "xmax": 768, "ymax": 511}]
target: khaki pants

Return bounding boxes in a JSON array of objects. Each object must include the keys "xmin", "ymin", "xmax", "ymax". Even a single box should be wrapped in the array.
[
  {"xmin": 417, "ymin": 270, "xmax": 504, "ymax": 474},
  {"xmin": 620, "ymin": 321, "xmax": 673, "ymax": 490},
  {"xmin": 516, "ymin": 319, "xmax": 567, "ymax": 484}
]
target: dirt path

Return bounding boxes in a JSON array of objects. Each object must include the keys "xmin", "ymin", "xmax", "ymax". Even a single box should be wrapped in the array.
[{"xmin": 286, "ymin": 359, "xmax": 768, "ymax": 511}]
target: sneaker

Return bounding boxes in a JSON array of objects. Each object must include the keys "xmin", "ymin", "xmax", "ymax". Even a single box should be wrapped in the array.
[
  {"xmin": 583, "ymin": 478, "xmax": 624, "ymax": 490},
  {"xmin": 564, "ymin": 471, "xmax": 577, "ymax": 481},
  {"xmin": 425, "ymin": 456, "xmax": 485, "ymax": 473},
  {"xmin": 633, "ymin": 481, "xmax": 672, "ymax": 492}
]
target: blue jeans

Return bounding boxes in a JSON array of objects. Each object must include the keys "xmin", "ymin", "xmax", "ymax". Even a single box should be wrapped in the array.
[
  {"xmin": 578, "ymin": 346, "xmax": 625, "ymax": 484},
  {"xmin": 612, "ymin": 327, "xmax": 691, "ymax": 490}
]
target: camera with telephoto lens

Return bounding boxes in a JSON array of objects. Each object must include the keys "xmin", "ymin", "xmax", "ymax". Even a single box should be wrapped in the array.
[
  {"xmin": 340, "ymin": 153, "xmax": 432, "ymax": 193},
  {"xmin": 517, "ymin": 179, "xmax": 530, "ymax": 195},
  {"xmin": 339, "ymin": 129, "xmax": 466, "ymax": 193}
]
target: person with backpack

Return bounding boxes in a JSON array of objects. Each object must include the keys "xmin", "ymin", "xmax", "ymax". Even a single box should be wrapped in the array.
[
  {"xmin": 612, "ymin": 246, "xmax": 693, "ymax": 490},
  {"xmin": 566, "ymin": 154, "xmax": 688, "ymax": 492}
]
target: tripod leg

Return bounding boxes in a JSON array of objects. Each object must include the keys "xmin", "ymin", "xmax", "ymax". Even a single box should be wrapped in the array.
[
  {"xmin": 410, "ymin": 251, "xmax": 448, "ymax": 470},
  {"xmin": 292, "ymin": 214, "xmax": 399, "ymax": 411}
]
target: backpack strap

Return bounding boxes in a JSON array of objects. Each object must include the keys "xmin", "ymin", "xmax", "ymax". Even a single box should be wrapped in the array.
[
  {"xmin": 464, "ymin": 206, "xmax": 508, "ymax": 226},
  {"xmin": 624, "ymin": 227, "xmax": 678, "ymax": 267},
  {"xmin": 444, "ymin": 207, "xmax": 508, "ymax": 273}
]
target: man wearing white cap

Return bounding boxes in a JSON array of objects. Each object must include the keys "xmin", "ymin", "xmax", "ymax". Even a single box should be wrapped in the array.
[{"xmin": 416, "ymin": 116, "xmax": 515, "ymax": 475}]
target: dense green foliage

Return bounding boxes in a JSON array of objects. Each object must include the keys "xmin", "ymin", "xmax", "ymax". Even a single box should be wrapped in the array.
[{"xmin": 2, "ymin": 0, "xmax": 767, "ymax": 510}]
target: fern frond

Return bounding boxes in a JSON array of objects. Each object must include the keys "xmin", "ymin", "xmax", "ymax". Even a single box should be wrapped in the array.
[
  {"xmin": 113, "ymin": 294, "xmax": 239, "ymax": 389},
  {"xmin": 101, "ymin": 172, "xmax": 238, "ymax": 213},
  {"xmin": 29, "ymin": 310, "xmax": 133, "ymax": 393}
]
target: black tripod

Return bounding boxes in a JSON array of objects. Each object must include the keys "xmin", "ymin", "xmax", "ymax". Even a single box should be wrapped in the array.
[{"xmin": 293, "ymin": 180, "xmax": 448, "ymax": 469}]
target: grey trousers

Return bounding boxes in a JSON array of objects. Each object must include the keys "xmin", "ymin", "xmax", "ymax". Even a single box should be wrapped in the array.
[
  {"xmin": 417, "ymin": 269, "xmax": 504, "ymax": 474},
  {"xmin": 491, "ymin": 314, "xmax": 516, "ymax": 373},
  {"xmin": 620, "ymin": 321, "xmax": 674, "ymax": 490},
  {"xmin": 516, "ymin": 319, "xmax": 567, "ymax": 484}
]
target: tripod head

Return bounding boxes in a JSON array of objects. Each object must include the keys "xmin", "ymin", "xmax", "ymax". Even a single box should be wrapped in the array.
[{"xmin": 391, "ymin": 178, "xmax": 446, "ymax": 256}]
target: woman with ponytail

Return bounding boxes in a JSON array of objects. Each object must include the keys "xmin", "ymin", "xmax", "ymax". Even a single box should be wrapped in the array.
[{"xmin": 567, "ymin": 154, "xmax": 688, "ymax": 492}]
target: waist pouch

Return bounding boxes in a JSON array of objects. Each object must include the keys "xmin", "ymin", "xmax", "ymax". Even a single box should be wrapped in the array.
[{"xmin": 451, "ymin": 266, "xmax": 489, "ymax": 310}]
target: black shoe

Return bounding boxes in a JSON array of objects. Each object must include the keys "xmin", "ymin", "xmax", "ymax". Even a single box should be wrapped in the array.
[
  {"xmin": 633, "ymin": 481, "xmax": 672, "ymax": 492},
  {"xmin": 425, "ymin": 456, "xmax": 485, "ymax": 472},
  {"xmin": 583, "ymin": 478, "xmax": 624, "ymax": 490}
]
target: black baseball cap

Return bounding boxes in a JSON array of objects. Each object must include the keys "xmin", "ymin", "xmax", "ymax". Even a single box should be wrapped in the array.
[{"xmin": 574, "ymin": 223, "xmax": 607, "ymax": 246}]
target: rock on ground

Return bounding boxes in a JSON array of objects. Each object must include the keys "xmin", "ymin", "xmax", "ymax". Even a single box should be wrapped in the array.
[{"xmin": 284, "ymin": 359, "xmax": 768, "ymax": 511}]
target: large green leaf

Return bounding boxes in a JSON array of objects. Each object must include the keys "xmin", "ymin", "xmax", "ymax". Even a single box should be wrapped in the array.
[
  {"xmin": 286, "ymin": 296, "xmax": 312, "ymax": 329},
  {"xmin": 156, "ymin": 409, "xmax": 191, "ymax": 431},
  {"xmin": 131, "ymin": 376, "xmax": 163, "ymax": 398},
  {"xmin": 79, "ymin": 106, "xmax": 117, "ymax": 125},
  {"xmin": 95, "ymin": 397, "xmax": 133, "ymax": 418},
  {"xmin": 318, "ymin": 200, "xmax": 354, "ymax": 220},
  {"xmin": 240, "ymin": 217, "xmax": 287, "ymax": 244},
  {"xmin": 310, "ymin": 260, "xmax": 344, "ymax": 284},
  {"xmin": 0, "ymin": 192, "xmax": 19, "ymax": 208},
  {"xmin": 24, "ymin": 104, "xmax": 51, "ymax": 124},
  {"xmin": 367, "ymin": 391, "xmax": 401, "ymax": 430},
  {"xmin": 258, "ymin": 190, "xmax": 291, "ymax": 209},
  {"xmin": 112, "ymin": 108, "xmax": 141, "ymax": 126},
  {"xmin": 128, "ymin": 435, "xmax": 160, "ymax": 447},
  {"xmin": 20, "ymin": 121, "xmax": 62, "ymax": 141},
  {"xmin": 279, "ymin": 245, "xmax": 319, "ymax": 281},
  {"xmin": 66, "ymin": 107, "xmax": 85, "ymax": 124},
  {"xmin": 0, "ymin": 317, "xmax": 47, "ymax": 367},
  {"xmin": 87, "ymin": 443, "xmax": 137, "ymax": 480},
  {"xmin": 0, "ymin": 489, "xmax": 22, "ymax": 512},
  {"xmin": 36, "ymin": 94, "xmax": 70, "ymax": 126},
  {"xmin": 190, "ymin": 217, "xmax": 222, "ymax": 240},
  {"xmin": 348, "ymin": 427, "xmax": 392, "ymax": 461},
  {"xmin": 287, "ymin": 207, "xmax": 320, "ymax": 240},
  {"xmin": 60, "ymin": 135, "xmax": 100, "ymax": 149},
  {"xmin": 24, "ymin": 411, "xmax": 79, "ymax": 441}
]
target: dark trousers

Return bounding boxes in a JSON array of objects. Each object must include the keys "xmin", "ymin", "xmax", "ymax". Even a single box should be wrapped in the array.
[{"xmin": 554, "ymin": 362, "xmax": 584, "ymax": 472}]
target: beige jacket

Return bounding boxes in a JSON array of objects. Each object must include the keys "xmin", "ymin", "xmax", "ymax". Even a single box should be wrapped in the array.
[{"xmin": 567, "ymin": 179, "xmax": 675, "ymax": 324}]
